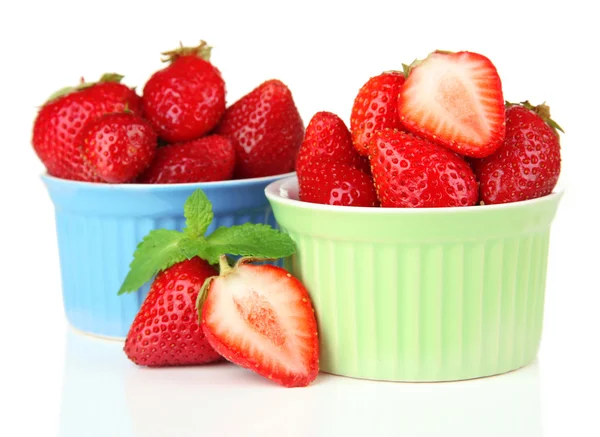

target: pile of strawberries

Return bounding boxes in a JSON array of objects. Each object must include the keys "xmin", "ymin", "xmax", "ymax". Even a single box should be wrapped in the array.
[
  {"xmin": 32, "ymin": 42, "xmax": 304, "ymax": 184},
  {"xmin": 297, "ymin": 51, "xmax": 563, "ymax": 207}
]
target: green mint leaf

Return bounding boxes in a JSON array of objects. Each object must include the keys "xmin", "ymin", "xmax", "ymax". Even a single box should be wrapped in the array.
[
  {"xmin": 184, "ymin": 189, "xmax": 213, "ymax": 238},
  {"xmin": 205, "ymin": 223, "xmax": 296, "ymax": 264},
  {"xmin": 118, "ymin": 229, "xmax": 188, "ymax": 295},
  {"xmin": 178, "ymin": 237, "xmax": 211, "ymax": 260}
]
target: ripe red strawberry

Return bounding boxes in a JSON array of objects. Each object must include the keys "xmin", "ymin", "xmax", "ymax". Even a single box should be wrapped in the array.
[
  {"xmin": 79, "ymin": 112, "xmax": 157, "ymax": 183},
  {"xmin": 216, "ymin": 79, "xmax": 304, "ymax": 179},
  {"xmin": 298, "ymin": 158, "xmax": 379, "ymax": 207},
  {"xmin": 369, "ymin": 129, "xmax": 478, "ymax": 208},
  {"xmin": 397, "ymin": 51, "xmax": 505, "ymax": 158},
  {"xmin": 296, "ymin": 111, "xmax": 369, "ymax": 178},
  {"xmin": 138, "ymin": 135, "xmax": 235, "ymax": 184},
  {"xmin": 32, "ymin": 74, "xmax": 142, "ymax": 181},
  {"xmin": 474, "ymin": 102, "xmax": 562, "ymax": 204},
  {"xmin": 142, "ymin": 41, "xmax": 226, "ymax": 143},
  {"xmin": 199, "ymin": 257, "xmax": 319, "ymax": 387},
  {"xmin": 124, "ymin": 257, "xmax": 221, "ymax": 367},
  {"xmin": 350, "ymin": 71, "xmax": 406, "ymax": 156}
]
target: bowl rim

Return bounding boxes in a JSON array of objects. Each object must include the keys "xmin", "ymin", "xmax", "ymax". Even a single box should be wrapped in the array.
[
  {"xmin": 265, "ymin": 175, "xmax": 565, "ymax": 214},
  {"xmin": 41, "ymin": 171, "xmax": 296, "ymax": 191}
]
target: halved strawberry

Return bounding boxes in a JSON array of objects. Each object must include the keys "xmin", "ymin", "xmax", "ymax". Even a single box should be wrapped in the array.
[
  {"xmin": 397, "ymin": 51, "xmax": 505, "ymax": 158},
  {"xmin": 199, "ymin": 257, "xmax": 319, "ymax": 388}
]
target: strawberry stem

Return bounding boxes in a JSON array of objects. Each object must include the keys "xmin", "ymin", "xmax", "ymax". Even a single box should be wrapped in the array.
[
  {"xmin": 161, "ymin": 40, "xmax": 212, "ymax": 63},
  {"xmin": 219, "ymin": 255, "xmax": 234, "ymax": 276},
  {"xmin": 235, "ymin": 256, "xmax": 278, "ymax": 267},
  {"xmin": 402, "ymin": 56, "xmax": 426, "ymax": 77},
  {"xmin": 196, "ymin": 276, "xmax": 216, "ymax": 315}
]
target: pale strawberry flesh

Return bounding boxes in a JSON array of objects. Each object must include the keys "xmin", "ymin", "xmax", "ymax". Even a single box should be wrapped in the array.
[
  {"xmin": 201, "ymin": 263, "xmax": 319, "ymax": 388},
  {"xmin": 398, "ymin": 51, "xmax": 505, "ymax": 158}
]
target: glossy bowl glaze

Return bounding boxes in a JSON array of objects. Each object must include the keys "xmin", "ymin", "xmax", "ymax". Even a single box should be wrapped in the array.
[
  {"xmin": 266, "ymin": 176, "xmax": 563, "ymax": 382},
  {"xmin": 43, "ymin": 172, "xmax": 293, "ymax": 339}
]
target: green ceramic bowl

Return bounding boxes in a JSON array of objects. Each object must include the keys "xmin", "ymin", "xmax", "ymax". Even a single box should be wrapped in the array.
[{"xmin": 265, "ymin": 176, "xmax": 563, "ymax": 382}]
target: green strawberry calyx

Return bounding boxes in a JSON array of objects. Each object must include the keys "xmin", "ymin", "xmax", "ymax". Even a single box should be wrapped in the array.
[
  {"xmin": 44, "ymin": 73, "xmax": 125, "ymax": 104},
  {"xmin": 506, "ymin": 100, "xmax": 565, "ymax": 134},
  {"xmin": 161, "ymin": 40, "xmax": 212, "ymax": 63},
  {"xmin": 117, "ymin": 189, "xmax": 296, "ymax": 295}
]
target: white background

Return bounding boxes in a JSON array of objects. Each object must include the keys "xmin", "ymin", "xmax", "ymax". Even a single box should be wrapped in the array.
[{"xmin": 1, "ymin": 1, "xmax": 598, "ymax": 436}]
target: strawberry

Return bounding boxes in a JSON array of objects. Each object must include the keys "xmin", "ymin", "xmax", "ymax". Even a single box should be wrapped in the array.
[
  {"xmin": 296, "ymin": 111, "xmax": 369, "ymax": 177},
  {"xmin": 474, "ymin": 102, "xmax": 562, "ymax": 204},
  {"xmin": 32, "ymin": 74, "xmax": 142, "ymax": 181},
  {"xmin": 199, "ymin": 256, "xmax": 319, "ymax": 388},
  {"xmin": 216, "ymin": 79, "xmax": 304, "ymax": 179},
  {"xmin": 298, "ymin": 158, "xmax": 379, "ymax": 207},
  {"xmin": 350, "ymin": 71, "xmax": 406, "ymax": 156},
  {"xmin": 138, "ymin": 135, "xmax": 235, "ymax": 184},
  {"xmin": 142, "ymin": 41, "xmax": 226, "ymax": 143},
  {"xmin": 79, "ymin": 112, "xmax": 157, "ymax": 183},
  {"xmin": 124, "ymin": 257, "xmax": 221, "ymax": 367},
  {"xmin": 397, "ymin": 51, "xmax": 505, "ymax": 158},
  {"xmin": 369, "ymin": 129, "xmax": 478, "ymax": 208}
]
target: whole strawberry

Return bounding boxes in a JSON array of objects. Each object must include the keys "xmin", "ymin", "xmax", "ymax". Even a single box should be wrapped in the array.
[
  {"xmin": 79, "ymin": 112, "xmax": 157, "ymax": 183},
  {"xmin": 32, "ymin": 74, "xmax": 142, "ymax": 181},
  {"xmin": 200, "ymin": 256, "xmax": 319, "ymax": 388},
  {"xmin": 369, "ymin": 129, "xmax": 478, "ymax": 208},
  {"xmin": 398, "ymin": 51, "xmax": 505, "ymax": 158},
  {"xmin": 474, "ymin": 102, "xmax": 563, "ymax": 204},
  {"xmin": 350, "ymin": 71, "xmax": 406, "ymax": 156},
  {"xmin": 142, "ymin": 41, "xmax": 226, "ymax": 143},
  {"xmin": 138, "ymin": 135, "xmax": 235, "ymax": 184},
  {"xmin": 296, "ymin": 111, "xmax": 369, "ymax": 177},
  {"xmin": 124, "ymin": 257, "xmax": 222, "ymax": 367},
  {"xmin": 216, "ymin": 79, "xmax": 304, "ymax": 179},
  {"xmin": 298, "ymin": 158, "xmax": 379, "ymax": 207}
]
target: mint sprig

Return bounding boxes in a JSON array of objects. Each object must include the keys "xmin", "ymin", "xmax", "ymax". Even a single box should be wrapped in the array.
[
  {"xmin": 118, "ymin": 230, "xmax": 187, "ymax": 295},
  {"xmin": 184, "ymin": 189, "xmax": 212, "ymax": 238},
  {"xmin": 204, "ymin": 223, "xmax": 296, "ymax": 264},
  {"xmin": 117, "ymin": 189, "xmax": 295, "ymax": 295}
]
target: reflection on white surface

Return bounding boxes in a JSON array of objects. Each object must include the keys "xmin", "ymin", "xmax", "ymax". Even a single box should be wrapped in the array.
[{"xmin": 59, "ymin": 328, "xmax": 541, "ymax": 437}]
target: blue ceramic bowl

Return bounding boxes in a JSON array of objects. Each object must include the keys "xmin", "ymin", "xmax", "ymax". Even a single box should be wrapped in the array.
[{"xmin": 42, "ymin": 172, "xmax": 293, "ymax": 339}]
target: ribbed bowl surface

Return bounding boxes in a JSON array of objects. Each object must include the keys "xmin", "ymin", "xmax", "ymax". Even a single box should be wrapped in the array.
[
  {"xmin": 266, "ymin": 176, "xmax": 563, "ymax": 381},
  {"xmin": 43, "ymin": 173, "xmax": 291, "ymax": 339}
]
